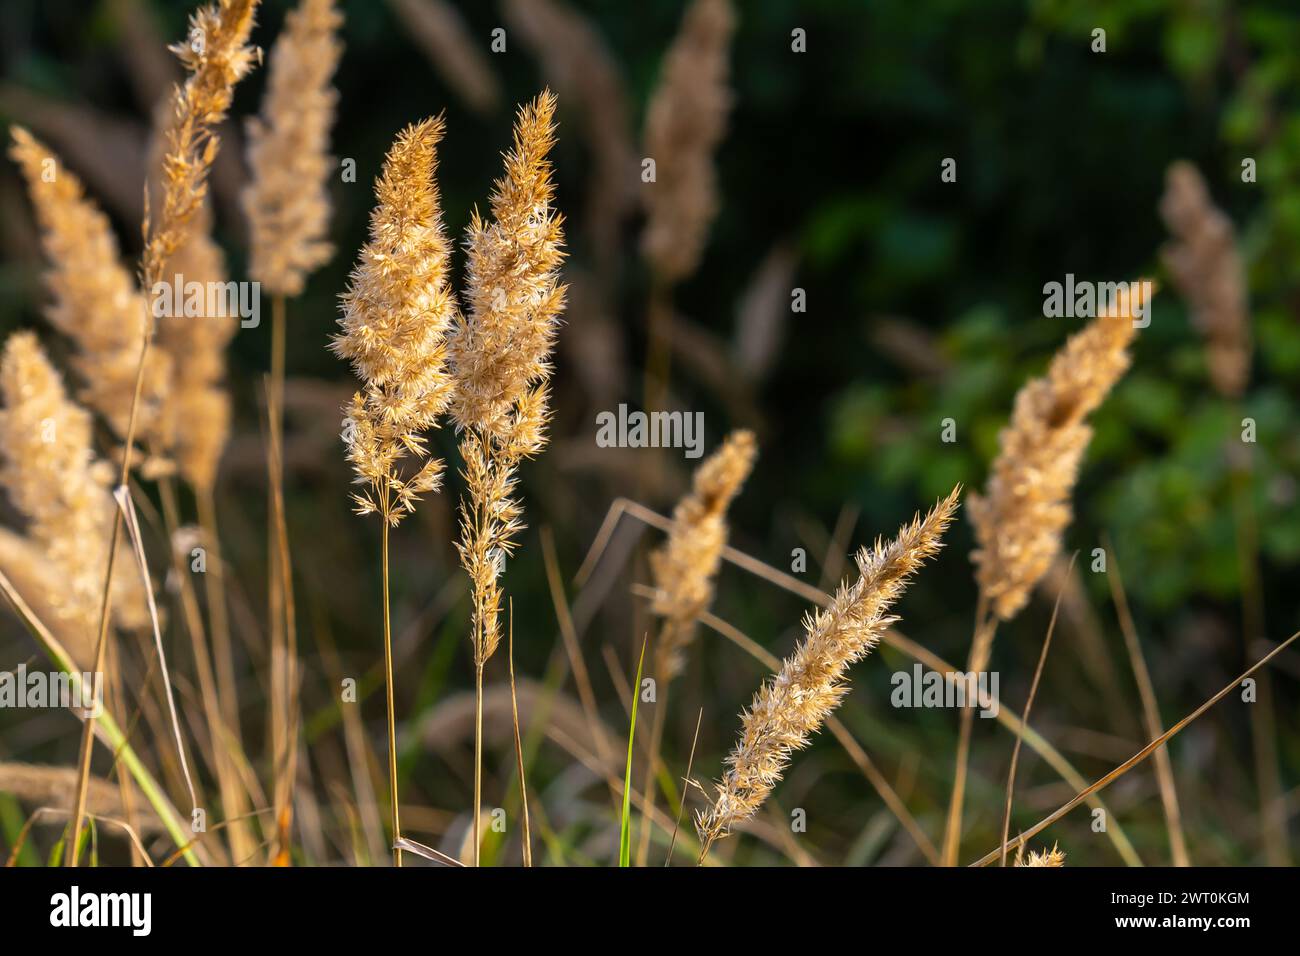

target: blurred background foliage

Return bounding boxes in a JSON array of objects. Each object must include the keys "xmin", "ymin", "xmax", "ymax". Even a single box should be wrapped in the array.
[{"xmin": 0, "ymin": 0, "xmax": 1297, "ymax": 866}]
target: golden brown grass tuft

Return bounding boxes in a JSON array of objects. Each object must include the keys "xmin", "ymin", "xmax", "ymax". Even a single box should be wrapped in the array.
[
  {"xmin": 695, "ymin": 487, "xmax": 961, "ymax": 856},
  {"xmin": 641, "ymin": 0, "xmax": 735, "ymax": 285},
  {"xmin": 0, "ymin": 332, "xmax": 148, "ymax": 634},
  {"xmin": 968, "ymin": 282, "xmax": 1151, "ymax": 623},
  {"xmin": 1015, "ymin": 843, "xmax": 1066, "ymax": 867},
  {"xmin": 9, "ymin": 127, "xmax": 172, "ymax": 455},
  {"xmin": 145, "ymin": 102, "xmax": 237, "ymax": 493},
  {"xmin": 145, "ymin": 0, "xmax": 259, "ymax": 291},
  {"xmin": 243, "ymin": 0, "xmax": 342, "ymax": 298},
  {"xmin": 650, "ymin": 428, "xmax": 757, "ymax": 681},
  {"xmin": 945, "ymin": 282, "xmax": 1150, "ymax": 866},
  {"xmin": 1160, "ymin": 162, "xmax": 1250, "ymax": 399},
  {"xmin": 333, "ymin": 117, "xmax": 457, "ymax": 525},
  {"xmin": 449, "ymin": 89, "xmax": 566, "ymax": 669}
]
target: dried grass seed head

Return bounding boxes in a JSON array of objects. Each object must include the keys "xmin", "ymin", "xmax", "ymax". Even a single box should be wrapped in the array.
[
  {"xmin": 243, "ymin": 0, "xmax": 342, "ymax": 297},
  {"xmin": 146, "ymin": 0, "xmax": 260, "ymax": 290},
  {"xmin": 1159, "ymin": 161, "xmax": 1250, "ymax": 398},
  {"xmin": 448, "ymin": 89, "xmax": 566, "ymax": 457},
  {"xmin": 969, "ymin": 283, "xmax": 1150, "ymax": 622},
  {"xmin": 9, "ymin": 127, "xmax": 172, "ymax": 451},
  {"xmin": 332, "ymin": 117, "xmax": 457, "ymax": 523},
  {"xmin": 641, "ymin": 0, "xmax": 734, "ymax": 285},
  {"xmin": 696, "ymin": 487, "xmax": 960, "ymax": 847},
  {"xmin": 650, "ymin": 429, "xmax": 757, "ymax": 679},
  {"xmin": 0, "ymin": 332, "xmax": 148, "ymax": 632},
  {"xmin": 147, "ymin": 102, "xmax": 237, "ymax": 491}
]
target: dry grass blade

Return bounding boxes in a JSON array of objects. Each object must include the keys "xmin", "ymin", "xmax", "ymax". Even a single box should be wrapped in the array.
[
  {"xmin": 970, "ymin": 627, "xmax": 1300, "ymax": 867},
  {"xmin": 113, "ymin": 485, "xmax": 197, "ymax": 812},
  {"xmin": 665, "ymin": 708, "xmax": 703, "ymax": 865},
  {"xmin": 386, "ymin": 0, "xmax": 500, "ymax": 115},
  {"xmin": 999, "ymin": 552, "xmax": 1074, "ymax": 865},
  {"xmin": 507, "ymin": 599, "xmax": 533, "ymax": 866},
  {"xmin": 0, "ymin": 763, "xmax": 161, "ymax": 833},
  {"xmin": 394, "ymin": 836, "xmax": 465, "ymax": 867},
  {"xmin": 0, "ymin": 566, "xmax": 201, "ymax": 864},
  {"xmin": 1104, "ymin": 535, "xmax": 1189, "ymax": 866},
  {"xmin": 6, "ymin": 807, "xmax": 154, "ymax": 868}
]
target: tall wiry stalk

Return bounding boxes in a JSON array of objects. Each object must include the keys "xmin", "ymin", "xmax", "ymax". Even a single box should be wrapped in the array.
[
  {"xmin": 696, "ymin": 488, "xmax": 960, "ymax": 861},
  {"xmin": 447, "ymin": 90, "xmax": 566, "ymax": 866},
  {"xmin": 331, "ymin": 118, "xmax": 457, "ymax": 866},
  {"xmin": 243, "ymin": 0, "xmax": 342, "ymax": 863},
  {"xmin": 65, "ymin": 0, "xmax": 260, "ymax": 865},
  {"xmin": 942, "ymin": 282, "xmax": 1151, "ymax": 866},
  {"xmin": 640, "ymin": 429, "xmax": 755, "ymax": 864},
  {"xmin": 144, "ymin": 95, "xmax": 255, "ymax": 861}
]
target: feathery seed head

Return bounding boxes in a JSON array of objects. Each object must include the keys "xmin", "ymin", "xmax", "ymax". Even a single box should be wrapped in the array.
[
  {"xmin": 146, "ymin": 103, "xmax": 238, "ymax": 491},
  {"xmin": 9, "ymin": 127, "xmax": 173, "ymax": 450},
  {"xmin": 243, "ymin": 0, "xmax": 342, "ymax": 297},
  {"xmin": 1159, "ymin": 161, "xmax": 1250, "ymax": 398},
  {"xmin": 450, "ymin": 91, "xmax": 567, "ymax": 669},
  {"xmin": 1016, "ymin": 843, "xmax": 1066, "ymax": 867},
  {"xmin": 641, "ymin": 0, "xmax": 734, "ymax": 284},
  {"xmin": 332, "ymin": 117, "xmax": 456, "ymax": 524},
  {"xmin": 696, "ymin": 487, "xmax": 960, "ymax": 849},
  {"xmin": 969, "ymin": 284, "xmax": 1151, "ymax": 622},
  {"xmin": 146, "ymin": 0, "xmax": 260, "ymax": 290},
  {"xmin": 650, "ymin": 429, "xmax": 756, "ymax": 680},
  {"xmin": 0, "ymin": 332, "xmax": 148, "ymax": 632},
  {"xmin": 448, "ymin": 90, "xmax": 567, "ymax": 454}
]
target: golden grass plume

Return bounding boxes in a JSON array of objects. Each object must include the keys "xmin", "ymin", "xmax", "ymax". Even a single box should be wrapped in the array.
[
  {"xmin": 1159, "ymin": 161, "xmax": 1250, "ymax": 399},
  {"xmin": 696, "ymin": 486, "xmax": 961, "ymax": 852},
  {"xmin": 449, "ymin": 90, "xmax": 566, "ymax": 669},
  {"xmin": 146, "ymin": 104, "xmax": 237, "ymax": 492},
  {"xmin": 969, "ymin": 283, "xmax": 1151, "ymax": 622},
  {"xmin": 9, "ymin": 127, "xmax": 172, "ymax": 453},
  {"xmin": 331, "ymin": 116, "xmax": 457, "ymax": 525},
  {"xmin": 145, "ymin": 0, "xmax": 259, "ymax": 291},
  {"xmin": 650, "ymin": 428, "xmax": 757, "ymax": 680},
  {"xmin": 243, "ymin": 0, "xmax": 342, "ymax": 298},
  {"xmin": 0, "ymin": 332, "xmax": 148, "ymax": 632},
  {"xmin": 1015, "ymin": 842, "xmax": 1066, "ymax": 867},
  {"xmin": 641, "ymin": 0, "xmax": 734, "ymax": 284}
]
